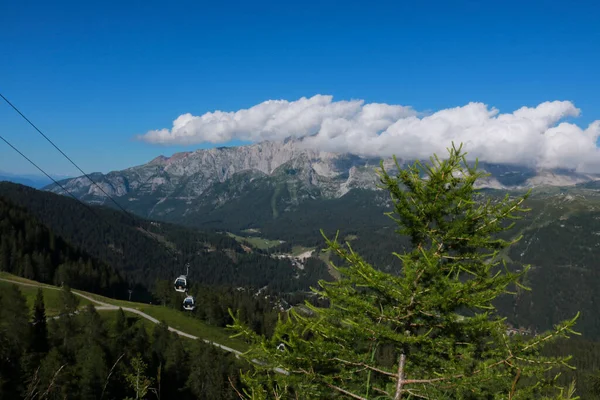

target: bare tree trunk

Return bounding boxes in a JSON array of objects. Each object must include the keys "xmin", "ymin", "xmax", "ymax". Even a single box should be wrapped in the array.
[{"xmin": 393, "ymin": 353, "xmax": 407, "ymax": 400}]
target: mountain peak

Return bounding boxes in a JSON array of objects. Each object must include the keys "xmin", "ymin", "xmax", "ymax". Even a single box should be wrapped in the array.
[
  {"xmin": 148, "ymin": 151, "xmax": 193, "ymax": 166},
  {"xmin": 43, "ymin": 138, "xmax": 600, "ymax": 217}
]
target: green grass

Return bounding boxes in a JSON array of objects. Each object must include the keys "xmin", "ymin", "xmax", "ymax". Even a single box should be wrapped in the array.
[
  {"xmin": 291, "ymin": 245, "xmax": 315, "ymax": 256},
  {"xmin": 0, "ymin": 272, "xmax": 249, "ymax": 352},
  {"xmin": 98, "ymin": 308, "xmax": 158, "ymax": 336},
  {"xmin": 96, "ymin": 306, "xmax": 246, "ymax": 351},
  {"xmin": 135, "ymin": 305, "xmax": 248, "ymax": 352},
  {"xmin": 0, "ymin": 272, "xmax": 55, "ymax": 286},
  {"xmin": 0, "ymin": 278, "xmax": 92, "ymax": 317},
  {"xmin": 65, "ymin": 292, "xmax": 248, "ymax": 352},
  {"xmin": 72, "ymin": 290, "xmax": 144, "ymax": 309},
  {"xmin": 227, "ymin": 232, "xmax": 282, "ymax": 250},
  {"xmin": 317, "ymin": 249, "xmax": 341, "ymax": 280}
]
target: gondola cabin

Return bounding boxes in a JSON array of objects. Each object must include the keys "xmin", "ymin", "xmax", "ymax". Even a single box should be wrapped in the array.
[
  {"xmin": 183, "ymin": 295, "xmax": 196, "ymax": 311},
  {"xmin": 174, "ymin": 275, "xmax": 188, "ymax": 292}
]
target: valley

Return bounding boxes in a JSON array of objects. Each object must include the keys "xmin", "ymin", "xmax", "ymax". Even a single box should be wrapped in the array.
[
  {"xmin": 3, "ymin": 1, "xmax": 599, "ymax": 396},
  {"xmin": 11, "ymin": 141, "xmax": 600, "ymax": 341},
  {"xmin": 4, "ymin": 140, "xmax": 600, "ymax": 397}
]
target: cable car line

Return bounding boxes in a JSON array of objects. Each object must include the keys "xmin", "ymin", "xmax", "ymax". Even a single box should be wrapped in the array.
[
  {"xmin": 1, "ymin": 92, "xmax": 182, "ymax": 275},
  {"xmin": 1, "ymin": 129, "xmax": 193, "ymax": 308},
  {"xmin": 0, "ymin": 94, "xmax": 291, "ymax": 373},
  {"xmin": 0, "ymin": 92, "xmax": 136, "ymax": 219},
  {"xmin": 1, "ymin": 91, "xmax": 192, "ymax": 303},
  {"xmin": 0, "ymin": 133, "xmax": 104, "ymax": 222}
]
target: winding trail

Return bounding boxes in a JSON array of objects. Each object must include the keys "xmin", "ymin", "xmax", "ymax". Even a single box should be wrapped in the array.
[
  {"xmin": 0, "ymin": 278, "xmax": 238, "ymax": 352},
  {"xmin": 0, "ymin": 277, "xmax": 288, "ymax": 374}
]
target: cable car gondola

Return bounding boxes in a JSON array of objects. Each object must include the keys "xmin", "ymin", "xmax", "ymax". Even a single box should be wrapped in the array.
[
  {"xmin": 174, "ymin": 263, "xmax": 191, "ymax": 293},
  {"xmin": 183, "ymin": 295, "xmax": 196, "ymax": 311},
  {"xmin": 174, "ymin": 275, "xmax": 188, "ymax": 292}
]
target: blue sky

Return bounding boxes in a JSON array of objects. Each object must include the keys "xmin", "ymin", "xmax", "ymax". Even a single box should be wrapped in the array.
[{"xmin": 1, "ymin": 0, "xmax": 599, "ymax": 176}]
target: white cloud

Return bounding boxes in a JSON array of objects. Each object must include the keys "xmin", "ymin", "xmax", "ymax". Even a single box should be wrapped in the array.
[{"xmin": 137, "ymin": 95, "xmax": 600, "ymax": 172}]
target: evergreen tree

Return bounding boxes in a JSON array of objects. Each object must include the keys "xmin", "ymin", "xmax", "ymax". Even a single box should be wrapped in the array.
[
  {"xmin": 129, "ymin": 322, "xmax": 151, "ymax": 360},
  {"xmin": 123, "ymin": 354, "xmax": 154, "ymax": 400},
  {"xmin": 37, "ymin": 348, "xmax": 69, "ymax": 400},
  {"xmin": 154, "ymin": 279, "xmax": 177, "ymax": 307},
  {"xmin": 23, "ymin": 254, "xmax": 35, "ymax": 280},
  {"xmin": 151, "ymin": 321, "xmax": 171, "ymax": 366},
  {"xmin": 53, "ymin": 284, "xmax": 80, "ymax": 355},
  {"xmin": 77, "ymin": 344, "xmax": 107, "ymax": 400},
  {"xmin": 0, "ymin": 284, "xmax": 31, "ymax": 397},
  {"xmin": 186, "ymin": 342, "xmax": 239, "ymax": 400},
  {"xmin": 0, "ymin": 238, "xmax": 9, "ymax": 271},
  {"xmin": 112, "ymin": 307, "xmax": 129, "ymax": 352},
  {"xmin": 31, "ymin": 288, "xmax": 49, "ymax": 354},
  {"xmin": 163, "ymin": 333, "xmax": 188, "ymax": 397},
  {"xmin": 231, "ymin": 144, "xmax": 580, "ymax": 400},
  {"xmin": 59, "ymin": 283, "xmax": 80, "ymax": 316}
]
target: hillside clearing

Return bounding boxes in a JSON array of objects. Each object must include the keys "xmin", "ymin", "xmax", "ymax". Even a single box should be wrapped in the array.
[
  {"xmin": 227, "ymin": 232, "xmax": 283, "ymax": 249},
  {"xmin": 0, "ymin": 273, "xmax": 248, "ymax": 353},
  {"xmin": 0, "ymin": 278, "xmax": 93, "ymax": 317}
]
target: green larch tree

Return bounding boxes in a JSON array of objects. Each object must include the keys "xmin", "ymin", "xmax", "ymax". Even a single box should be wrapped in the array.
[
  {"xmin": 124, "ymin": 354, "xmax": 154, "ymax": 400},
  {"xmin": 230, "ymin": 144, "xmax": 580, "ymax": 400}
]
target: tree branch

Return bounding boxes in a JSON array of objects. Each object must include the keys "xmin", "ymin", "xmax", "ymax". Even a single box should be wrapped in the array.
[
  {"xmin": 331, "ymin": 357, "xmax": 397, "ymax": 378},
  {"xmin": 509, "ymin": 369, "xmax": 521, "ymax": 400},
  {"xmin": 325, "ymin": 383, "xmax": 369, "ymax": 400},
  {"xmin": 393, "ymin": 353, "xmax": 407, "ymax": 400}
]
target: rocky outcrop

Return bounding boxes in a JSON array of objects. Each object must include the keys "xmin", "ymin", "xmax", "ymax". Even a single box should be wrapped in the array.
[{"xmin": 44, "ymin": 138, "xmax": 600, "ymax": 210}]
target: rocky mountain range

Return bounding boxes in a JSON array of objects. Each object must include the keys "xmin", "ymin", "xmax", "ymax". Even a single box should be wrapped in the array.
[{"xmin": 44, "ymin": 138, "xmax": 600, "ymax": 223}]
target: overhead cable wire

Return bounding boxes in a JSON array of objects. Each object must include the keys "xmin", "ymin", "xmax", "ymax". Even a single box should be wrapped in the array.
[
  {"xmin": 0, "ymin": 92, "xmax": 182, "ymax": 266},
  {"xmin": 0, "ymin": 132, "xmax": 182, "ymax": 295},
  {"xmin": 0, "ymin": 133, "xmax": 103, "ymax": 221},
  {"xmin": 0, "ymin": 92, "xmax": 136, "ymax": 220}
]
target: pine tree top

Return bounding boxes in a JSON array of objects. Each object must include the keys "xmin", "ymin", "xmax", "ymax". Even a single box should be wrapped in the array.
[{"xmin": 230, "ymin": 143, "xmax": 580, "ymax": 400}]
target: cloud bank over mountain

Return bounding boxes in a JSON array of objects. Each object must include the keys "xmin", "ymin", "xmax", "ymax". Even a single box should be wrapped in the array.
[{"xmin": 138, "ymin": 95, "xmax": 600, "ymax": 172}]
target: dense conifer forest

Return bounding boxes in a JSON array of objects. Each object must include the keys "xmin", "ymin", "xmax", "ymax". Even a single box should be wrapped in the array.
[
  {"xmin": 0, "ymin": 283, "xmax": 248, "ymax": 399},
  {"xmin": 0, "ymin": 182, "xmax": 330, "ymax": 301},
  {"xmin": 3, "ymin": 179, "xmax": 600, "ymax": 397},
  {"xmin": 0, "ymin": 184, "xmax": 323, "ymax": 347},
  {"xmin": 0, "ymin": 196, "xmax": 128, "ymax": 298}
]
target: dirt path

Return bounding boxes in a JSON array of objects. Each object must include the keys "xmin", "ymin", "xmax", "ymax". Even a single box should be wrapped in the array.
[
  {"xmin": 0, "ymin": 277, "xmax": 239, "ymax": 354},
  {"xmin": 0, "ymin": 277, "xmax": 288, "ymax": 374}
]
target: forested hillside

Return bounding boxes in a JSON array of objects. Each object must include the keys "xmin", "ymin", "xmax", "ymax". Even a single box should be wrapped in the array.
[
  {"xmin": 0, "ymin": 283, "xmax": 248, "ymax": 399},
  {"xmin": 0, "ymin": 182, "xmax": 330, "ymax": 302},
  {"xmin": 4, "ymin": 174, "xmax": 600, "ymax": 396},
  {"xmin": 0, "ymin": 196, "xmax": 128, "ymax": 298},
  {"xmin": 5, "ymin": 179, "xmax": 600, "ymax": 341},
  {"xmin": 182, "ymin": 184, "xmax": 600, "ymax": 341},
  {"xmin": 0, "ymin": 182, "xmax": 329, "ymax": 345}
]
